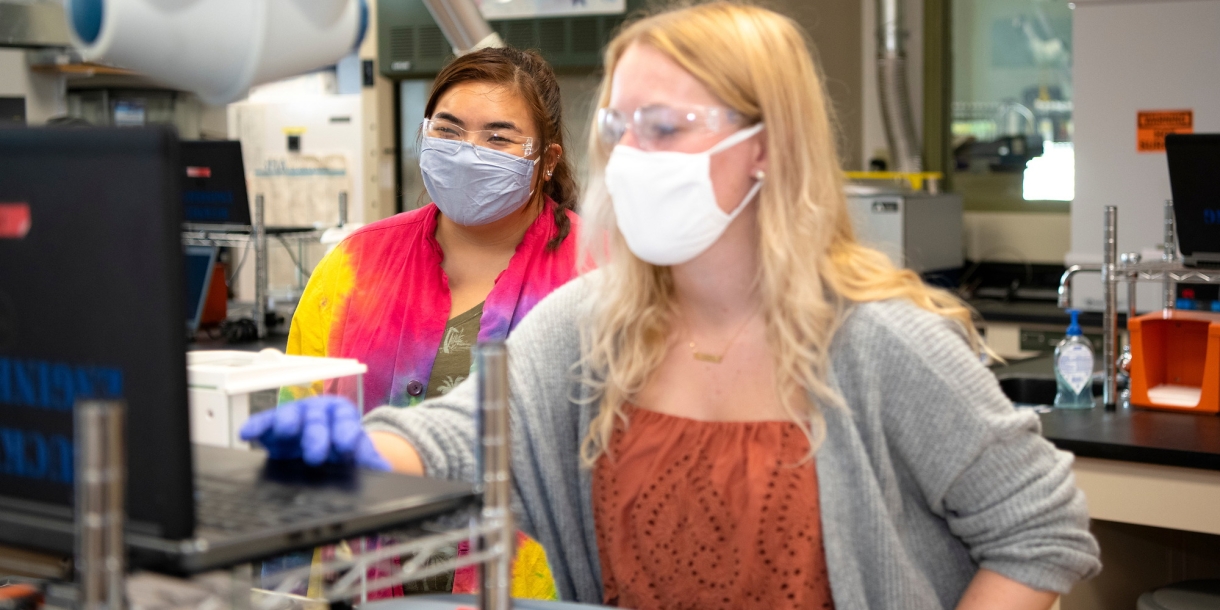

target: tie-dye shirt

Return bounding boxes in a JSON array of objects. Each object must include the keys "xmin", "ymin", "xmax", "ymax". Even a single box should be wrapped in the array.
[{"xmin": 285, "ymin": 199, "xmax": 580, "ymax": 410}]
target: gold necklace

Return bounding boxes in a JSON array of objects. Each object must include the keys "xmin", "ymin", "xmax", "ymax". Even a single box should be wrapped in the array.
[{"xmin": 687, "ymin": 311, "xmax": 758, "ymax": 364}]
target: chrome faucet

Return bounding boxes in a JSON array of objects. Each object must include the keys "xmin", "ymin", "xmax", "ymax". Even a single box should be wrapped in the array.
[{"xmin": 1057, "ymin": 264, "xmax": 1102, "ymax": 308}]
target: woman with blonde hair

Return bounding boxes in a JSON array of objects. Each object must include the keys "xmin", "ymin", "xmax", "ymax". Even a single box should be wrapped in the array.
[{"xmin": 247, "ymin": 3, "xmax": 1100, "ymax": 608}]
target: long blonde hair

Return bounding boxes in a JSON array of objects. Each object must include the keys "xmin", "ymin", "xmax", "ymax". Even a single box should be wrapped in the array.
[{"xmin": 578, "ymin": 2, "xmax": 981, "ymax": 465}]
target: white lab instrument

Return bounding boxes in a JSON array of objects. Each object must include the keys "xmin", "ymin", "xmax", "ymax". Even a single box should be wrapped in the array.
[
  {"xmin": 186, "ymin": 348, "xmax": 366, "ymax": 448},
  {"xmin": 65, "ymin": 0, "xmax": 368, "ymax": 105},
  {"xmin": 846, "ymin": 190, "xmax": 964, "ymax": 274}
]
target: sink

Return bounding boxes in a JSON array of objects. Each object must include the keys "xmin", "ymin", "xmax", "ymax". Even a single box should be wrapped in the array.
[
  {"xmin": 998, "ymin": 377, "xmax": 1058, "ymax": 405},
  {"xmin": 998, "ymin": 375, "xmax": 1125, "ymax": 406}
]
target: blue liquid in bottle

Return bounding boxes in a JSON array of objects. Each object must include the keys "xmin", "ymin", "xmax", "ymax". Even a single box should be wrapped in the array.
[{"xmin": 1054, "ymin": 309, "xmax": 1095, "ymax": 409}]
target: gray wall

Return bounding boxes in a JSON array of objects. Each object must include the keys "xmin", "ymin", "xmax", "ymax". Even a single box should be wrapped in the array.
[
  {"xmin": 0, "ymin": 49, "xmax": 66, "ymax": 124},
  {"xmin": 779, "ymin": 0, "xmax": 865, "ymax": 170}
]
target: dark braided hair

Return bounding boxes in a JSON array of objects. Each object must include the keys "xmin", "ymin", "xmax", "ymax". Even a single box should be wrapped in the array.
[{"xmin": 425, "ymin": 47, "xmax": 578, "ymax": 250}]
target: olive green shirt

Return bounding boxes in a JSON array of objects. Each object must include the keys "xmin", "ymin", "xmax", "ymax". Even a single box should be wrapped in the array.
[{"xmin": 425, "ymin": 302, "xmax": 483, "ymax": 399}]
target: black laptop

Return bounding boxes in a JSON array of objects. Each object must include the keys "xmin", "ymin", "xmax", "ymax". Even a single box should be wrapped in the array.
[
  {"xmin": 181, "ymin": 140, "xmax": 316, "ymax": 235},
  {"xmin": 0, "ymin": 127, "xmax": 477, "ymax": 574},
  {"xmin": 1165, "ymin": 133, "xmax": 1220, "ymax": 268}
]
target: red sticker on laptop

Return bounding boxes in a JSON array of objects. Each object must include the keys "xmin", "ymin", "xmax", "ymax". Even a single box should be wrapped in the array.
[
  {"xmin": 186, "ymin": 166, "xmax": 212, "ymax": 178},
  {"xmin": 0, "ymin": 203, "xmax": 30, "ymax": 239}
]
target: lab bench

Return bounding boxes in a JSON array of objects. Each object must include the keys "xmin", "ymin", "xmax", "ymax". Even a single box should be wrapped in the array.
[
  {"xmin": 991, "ymin": 355, "xmax": 1220, "ymax": 609},
  {"xmin": 1044, "ymin": 409, "xmax": 1220, "ymax": 609}
]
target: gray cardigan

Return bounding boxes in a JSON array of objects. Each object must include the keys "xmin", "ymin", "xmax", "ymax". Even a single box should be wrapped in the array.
[{"xmin": 364, "ymin": 273, "xmax": 1101, "ymax": 608}]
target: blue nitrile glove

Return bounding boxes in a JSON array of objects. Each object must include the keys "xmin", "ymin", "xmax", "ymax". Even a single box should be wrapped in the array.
[{"xmin": 239, "ymin": 396, "xmax": 392, "ymax": 471}]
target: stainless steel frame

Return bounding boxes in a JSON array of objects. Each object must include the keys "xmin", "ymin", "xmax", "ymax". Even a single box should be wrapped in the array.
[
  {"xmin": 253, "ymin": 195, "xmax": 269, "ymax": 340},
  {"xmin": 73, "ymin": 344, "xmax": 515, "ymax": 609},
  {"xmin": 256, "ymin": 342, "xmax": 516, "ymax": 609}
]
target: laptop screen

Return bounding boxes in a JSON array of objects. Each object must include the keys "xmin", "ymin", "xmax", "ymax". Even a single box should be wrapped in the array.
[
  {"xmin": 0, "ymin": 127, "xmax": 196, "ymax": 543},
  {"xmin": 182, "ymin": 141, "xmax": 252, "ymax": 226},
  {"xmin": 1165, "ymin": 134, "xmax": 1220, "ymax": 266}
]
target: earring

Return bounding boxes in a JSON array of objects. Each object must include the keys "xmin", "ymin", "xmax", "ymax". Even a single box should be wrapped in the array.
[
  {"xmin": 546, "ymin": 170, "xmax": 554, "ymax": 178},
  {"xmin": 753, "ymin": 170, "xmax": 766, "ymax": 181}
]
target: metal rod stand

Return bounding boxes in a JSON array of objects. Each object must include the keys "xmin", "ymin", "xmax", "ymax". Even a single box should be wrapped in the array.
[
  {"xmin": 338, "ymin": 191, "xmax": 349, "ymax": 228},
  {"xmin": 475, "ymin": 342, "xmax": 513, "ymax": 610},
  {"xmin": 76, "ymin": 400, "xmax": 127, "ymax": 610},
  {"xmin": 1163, "ymin": 200, "xmax": 1177, "ymax": 311},
  {"xmin": 1102, "ymin": 207, "xmax": 1119, "ymax": 409},
  {"xmin": 253, "ymin": 194, "xmax": 268, "ymax": 340}
]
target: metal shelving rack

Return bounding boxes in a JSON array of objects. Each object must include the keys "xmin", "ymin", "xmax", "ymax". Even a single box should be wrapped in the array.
[
  {"xmin": 77, "ymin": 343, "xmax": 515, "ymax": 610},
  {"xmin": 257, "ymin": 343, "xmax": 516, "ymax": 609},
  {"xmin": 182, "ymin": 194, "xmax": 324, "ymax": 339},
  {"xmin": 1058, "ymin": 201, "xmax": 1220, "ymax": 409}
]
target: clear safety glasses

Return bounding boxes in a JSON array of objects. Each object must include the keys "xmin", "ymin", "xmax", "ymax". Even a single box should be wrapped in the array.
[
  {"xmin": 596, "ymin": 104, "xmax": 746, "ymax": 152},
  {"xmin": 421, "ymin": 118, "xmax": 536, "ymax": 158}
]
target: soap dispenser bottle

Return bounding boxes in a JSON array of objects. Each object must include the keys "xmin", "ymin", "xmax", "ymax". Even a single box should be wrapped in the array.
[{"xmin": 1054, "ymin": 309, "xmax": 1095, "ymax": 409}]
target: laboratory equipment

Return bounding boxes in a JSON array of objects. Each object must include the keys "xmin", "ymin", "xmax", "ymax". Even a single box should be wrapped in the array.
[
  {"xmin": 1058, "ymin": 204, "xmax": 1220, "ymax": 410},
  {"xmin": 64, "ymin": 0, "xmax": 369, "ymax": 105},
  {"xmin": 1127, "ymin": 310, "xmax": 1220, "ymax": 413},
  {"xmin": 186, "ymin": 349, "xmax": 367, "ymax": 449},
  {"xmin": 846, "ymin": 190, "xmax": 964, "ymax": 275},
  {"xmin": 1059, "ymin": 134, "xmax": 1220, "ymax": 411},
  {"xmin": 180, "ymin": 141, "xmax": 330, "ymax": 338}
]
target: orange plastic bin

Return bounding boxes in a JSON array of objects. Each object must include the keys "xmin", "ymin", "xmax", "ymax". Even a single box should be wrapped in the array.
[{"xmin": 1127, "ymin": 310, "xmax": 1220, "ymax": 414}]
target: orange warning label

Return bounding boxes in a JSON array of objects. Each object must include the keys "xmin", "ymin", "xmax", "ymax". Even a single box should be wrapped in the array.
[{"xmin": 1137, "ymin": 110, "xmax": 1193, "ymax": 153}]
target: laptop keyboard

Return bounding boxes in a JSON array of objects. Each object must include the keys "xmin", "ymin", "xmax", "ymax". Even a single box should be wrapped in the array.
[{"xmin": 195, "ymin": 476, "xmax": 362, "ymax": 533}]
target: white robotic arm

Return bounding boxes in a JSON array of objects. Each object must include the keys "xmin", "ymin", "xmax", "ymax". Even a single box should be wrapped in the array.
[{"xmin": 64, "ymin": 0, "xmax": 368, "ymax": 105}]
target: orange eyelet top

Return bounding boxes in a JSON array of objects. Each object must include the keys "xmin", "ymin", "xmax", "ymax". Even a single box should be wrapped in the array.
[{"xmin": 593, "ymin": 406, "xmax": 834, "ymax": 610}]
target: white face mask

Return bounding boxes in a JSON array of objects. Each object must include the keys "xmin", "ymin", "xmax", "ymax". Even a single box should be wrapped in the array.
[{"xmin": 604, "ymin": 123, "xmax": 765, "ymax": 266}]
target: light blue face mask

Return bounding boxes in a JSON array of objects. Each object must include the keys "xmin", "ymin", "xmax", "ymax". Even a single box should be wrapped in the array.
[{"xmin": 420, "ymin": 136, "xmax": 540, "ymax": 226}]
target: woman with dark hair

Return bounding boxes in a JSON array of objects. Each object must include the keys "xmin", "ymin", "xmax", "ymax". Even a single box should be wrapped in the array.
[
  {"xmin": 287, "ymin": 46, "xmax": 579, "ymax": 407},
  {"xmin": 278, "ymin": 47, "xmax": 577, "ymax": 598}
]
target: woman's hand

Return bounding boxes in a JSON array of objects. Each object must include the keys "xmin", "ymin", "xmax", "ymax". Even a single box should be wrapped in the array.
[
  {"xmin": 955, "ymin": 569, "xmax": 1059, "ymax": 610},
  {"xmin": 239, "ymin": 396, "xmax": 391, "ymax": 471}
]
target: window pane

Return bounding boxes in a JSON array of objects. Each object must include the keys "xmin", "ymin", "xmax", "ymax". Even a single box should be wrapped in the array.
[{"xmin": 952, "ymin": 0, "xmax": 1073, "ymax": 208}]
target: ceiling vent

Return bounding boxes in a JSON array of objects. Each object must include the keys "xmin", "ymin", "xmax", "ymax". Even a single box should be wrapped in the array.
[{"xmin": 378, "ymin": 0, "xmax": 632, "ymax": 78}]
